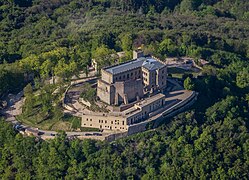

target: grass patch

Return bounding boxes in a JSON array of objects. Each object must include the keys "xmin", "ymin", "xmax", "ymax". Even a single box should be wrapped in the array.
[
  {"xmin": 62, "ymin": 113, "xmax": 81, "ymax": 130},
  {"xmin": 168, "ymin": 67, "xmax": 200, "ymax": 79},
  {"xmin": 16, "ymin": 114, "xmax": 59, "ymax": 130},
  {"xmin": 80, "ymin": 127, "xmax": 100, "ymax": 132},
  {"xmin": 50, "ymin": 121, "xmax": 72, "ymax": 131},
  {"xmin": 168, "ymin": 67, "xmax": 193, "ymax": 74},
  {"xmin": 17, "ymin": 113, "xmax": 82, "ymax": 131}
]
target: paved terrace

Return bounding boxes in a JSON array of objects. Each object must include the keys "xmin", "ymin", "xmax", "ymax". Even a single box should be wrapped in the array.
[{"xmin": 127, "ymin": 89, "xmax": 196, "ymax": 128}]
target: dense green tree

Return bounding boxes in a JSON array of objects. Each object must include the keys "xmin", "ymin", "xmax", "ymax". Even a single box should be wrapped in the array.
[
  {"xmin": 92, "ymin": 46, "xmax": 115, "ymax": 70},
  {"xmin": 120, "ymin": 33, "xmax": 133, "ymax": 51},
  {"xmin": 180, "ymin": 0, "xmax": 194, "ymax": 12},
  {"xmin": 54, "ymin": 59, "xmax": 78, "ymax": 80},
  {"xmin": 23, "ymin": 83, "xmax": 33, "ymax": 97},
  {"xmin": 184, "ymin": 77, "xmax": 195, "ymax": 90},
  {"xmin": 236, "ymin": 68, "xmax": 249, "ymax": 89},
  {"xmin": 0, "ymin": 1, "xmax": 249, "ymax": 179},
  {"xmin": 80, "ymin": 83, "xmax": 96, "ymax": 101},
  {"xmin": 158, "ymin": 38, "xmax": 177, "ymax": 57}
]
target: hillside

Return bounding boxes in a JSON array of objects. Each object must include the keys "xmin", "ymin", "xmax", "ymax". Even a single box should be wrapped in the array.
[{"xmin": 0, "ymin": 0, "xmax": 249, "ymax": 179}]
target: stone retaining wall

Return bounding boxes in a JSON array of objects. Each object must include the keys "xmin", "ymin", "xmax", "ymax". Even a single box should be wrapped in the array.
[
  {"xmin": 105, "ymin": 91, "xmax": 198, "ymax": 141},
  {"xmin": 105, "ymin": 131, "xmax": 128, "ymax": 142}
]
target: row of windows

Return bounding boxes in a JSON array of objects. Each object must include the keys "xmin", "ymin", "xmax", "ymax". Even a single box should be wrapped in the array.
[
  {"xmin": 100, "ymin": 125, "xmax": 126, "ymax": 130},
  {"xmin": 128, "ymin": 100, "xmax": 164, "ymax": 124},
  {"xmin": 98, "ymin": 120, "xmax": 125, "ymax": 125},
  {"xmin": 130, "ymin": 113, "xmax": 144, "ymax": 123},
  {"xmin": 143, "ymin": 74, "xmax": 165, "ymax": 83},
  {"xmin": 130, "ymin": 117, "xmax": 144, "ymax": 124},
  {"xmin": 99, "ymin": 120, "xmax": 107, "ymax": 123},
  {"xmin": 115, "ymin": 70, "xmax": 142, "ymax": 81},
  {"xmin": 83, "ymin": 124, "xmax": 126, "ymax": 130},
  {"xmin": 83, "ymin": 124, "xmax": 92, "ymax": 126},
  {"xmin": 149, "ymin": 100, "xmax": 164, "ymax": 111}
]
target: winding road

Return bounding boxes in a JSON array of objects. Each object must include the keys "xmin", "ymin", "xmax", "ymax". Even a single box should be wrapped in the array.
[
  {"xmin": 1, "ymin": 74, "xmax": 196, "ymax": 141},
  {"xmin": 1, "ymin": 73, "xmax": 109, "ymax": 140}
]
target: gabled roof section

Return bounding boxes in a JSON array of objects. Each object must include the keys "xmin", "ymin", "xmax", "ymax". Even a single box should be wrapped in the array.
[
  {"xmin": 142, "ymin": 58, "xmax": 165, "ymax": 71},
  {"xmin": 104, "ymin": 57, "xmax": 165, "ymax": 75}
]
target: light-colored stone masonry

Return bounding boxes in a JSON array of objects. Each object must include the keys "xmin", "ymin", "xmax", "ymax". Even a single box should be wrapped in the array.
[
  {"xmin": 97, "ymin": 52, "xmax": 167, "ymax": 106},
  {"xmin": 81, "ymin": 51, "xmax": 196, "ymax": 138},
  {"xmin": 83, "ymin": 50, "xmax": 170, "ymax": 132},
  {"xmin": 82, "ymin": 93, "xmax": 166, "ymax": 131},
  {"xmin": 105, "ymin": 90, "xmax": 198, "ymax": 141}
]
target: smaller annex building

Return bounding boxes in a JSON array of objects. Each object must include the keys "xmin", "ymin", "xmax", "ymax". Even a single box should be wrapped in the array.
[{"xmin": 82, "ymin": 93, "xmax": 165, "ymax": 131}]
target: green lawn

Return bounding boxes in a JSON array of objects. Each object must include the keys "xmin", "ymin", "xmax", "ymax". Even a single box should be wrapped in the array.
[
  {"xmin": 168, "ymin": 67, "xmax": 200, "ymax": 78},
  {"xmin": 17, "ymin": 112, "xmax": 100, "ymax": 132}
]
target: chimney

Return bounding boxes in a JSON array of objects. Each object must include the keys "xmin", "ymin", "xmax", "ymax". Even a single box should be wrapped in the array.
[{"xmin": 133, "ymin": 49, "xmax": 144, "ymax": 59}]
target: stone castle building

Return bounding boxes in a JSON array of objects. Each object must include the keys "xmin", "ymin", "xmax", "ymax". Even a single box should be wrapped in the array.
[
  {"xmin": 97, "ymin": 50, "xmax": 167, "ymax": 105},
  {"xmin": 81, "ymin": 50, "xmax": 169, "ymax": 132}
]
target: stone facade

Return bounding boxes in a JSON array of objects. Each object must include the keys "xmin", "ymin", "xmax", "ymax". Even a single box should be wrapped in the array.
[
  {"xmin": 97, "ymin": 51, "xmax": 167, "ymax": 105},
  {"xmin": 97, "ymin": 79, "xmax": 115, "ymax": 105},
  {"xmin": 82, "ymin": 50, "xmax": 168, "ymax": 132},
  {"xmin": 114, "ymin": 79, "xmax": 144, "ymax": 105},
  {"xmin": 133, "ymin": 49, "xmax": 144, "ymax": 59},
  {"xmin": 82, "ymin": 93, "xmax": 166, "ymax": 131},
  {"xmin": 82, "ymin": 113, "xmax": 128, "ymax": 131}
]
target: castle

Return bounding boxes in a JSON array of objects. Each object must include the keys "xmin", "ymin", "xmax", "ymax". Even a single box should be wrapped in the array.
[
  {"xmin": 81, "ymin": 50, "xmax": 169, "ymax": 132},
  {"xmin": 97, "ymin": 50, "xmax": 167, "ymax": 105}
]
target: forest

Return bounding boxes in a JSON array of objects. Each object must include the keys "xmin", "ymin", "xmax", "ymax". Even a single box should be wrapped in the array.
[{"xmin": 0, "ymin": 0, "xmax": 249, "ymax": 179}]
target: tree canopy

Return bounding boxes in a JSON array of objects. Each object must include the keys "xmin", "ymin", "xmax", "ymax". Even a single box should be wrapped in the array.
[{"xmin": 0, "ymin": 0, "xmax": 249, "ymax": 179}]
